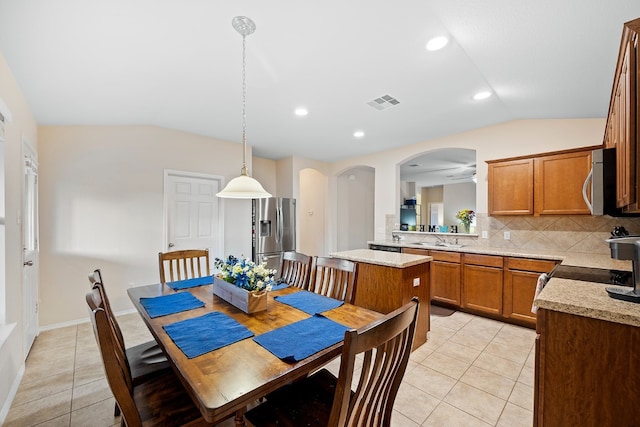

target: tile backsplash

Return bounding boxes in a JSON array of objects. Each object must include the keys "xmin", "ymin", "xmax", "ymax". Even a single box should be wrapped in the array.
[{"xmin": 386, "ymin": 213, "xmax": 640, "ymax": 255}]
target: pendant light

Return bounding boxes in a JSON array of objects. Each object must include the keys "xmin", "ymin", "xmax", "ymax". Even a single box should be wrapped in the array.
[{"xmin": 217, "ymin": 16, "xmax": 272, "ymax": 199}]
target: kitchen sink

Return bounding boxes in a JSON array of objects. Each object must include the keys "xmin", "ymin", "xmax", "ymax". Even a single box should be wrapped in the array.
[{"xmin": 413, "ymin": 242, "xmax": 465, "ymax": 248}]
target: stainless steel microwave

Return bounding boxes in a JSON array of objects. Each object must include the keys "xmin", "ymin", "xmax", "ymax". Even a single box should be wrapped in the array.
[{"xmin": 582, "ymin": 147, "xmax": 621, "ymax": 216}]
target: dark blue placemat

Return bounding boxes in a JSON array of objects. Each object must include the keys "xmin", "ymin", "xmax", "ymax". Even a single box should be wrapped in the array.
[
  {"xmin": 274, "ymin": 290, "xmax": 343, "ymax": 315},
  {"xmin": 270, "ymin": 281, "xmax": 291, "ymax": 291},
  {"xmin": 166, "ymin": 275, "xmax": 213, "ymax": 290},
  {"xmin": 139, "ymin": 292, "xmax": 205, "ymax": 318},
  {"xmin": 253, "ymin": 315, "xmax": 349, "ymax": 363},
  {"xmin": 163, "ymin": 311, "xmax": 254, "ymax": 359}
]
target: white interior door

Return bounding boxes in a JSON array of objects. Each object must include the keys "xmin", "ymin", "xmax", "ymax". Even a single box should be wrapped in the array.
[
  {"xmin": 22, "ymin": 145, "xmax": 39, "ymax": 357},
  {"xmin": 164, "ymin": 171, "xmax": 224, "ymax": 260}
]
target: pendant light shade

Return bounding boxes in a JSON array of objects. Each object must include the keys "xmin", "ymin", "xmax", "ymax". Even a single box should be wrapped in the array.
[{"xmin": 217, "ymin": 16, "xmax": 272, "ymax": 199}]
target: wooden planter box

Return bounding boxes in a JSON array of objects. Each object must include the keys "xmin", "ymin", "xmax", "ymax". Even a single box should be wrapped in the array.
[{"xmin": 213, "ymin": 276, "xmax": 267, "ymax": 314}]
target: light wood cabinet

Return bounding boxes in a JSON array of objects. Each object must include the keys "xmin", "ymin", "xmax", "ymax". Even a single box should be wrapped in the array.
[
  {"xmin": 504, "ymin": 257, "xmax": 558, "ymax": 327},
  {"xmin": 488, "ymin": 147, "xmax": 597, "ymax": 216},
  {"xmin": 533, "ymin": 151, "xmax": 592, "ymax": 215},
  {"xmin": 402, "ymin": 247, "xmax": 561, "ymax": 329},
  {"xmin": 429, "ymin": 250, "xmax": 462, "ymax": 306},
  {"xmin": 604, "ymin": 20, "xmax": 638, "ymax": 212},
  {"xmin": 351, "ymin": 260, "xmax": 430, "ymax": 350},
  {"xmin": 534, "ymin": 309, "xmax": 640, "ymax": 426},
  {"xmin": 461, "ymin": 253, "xmax": 503, "ymax": 316},
  {"xmin": 488, "ymin": 158, "xmax": 534, "ymax": 215}
]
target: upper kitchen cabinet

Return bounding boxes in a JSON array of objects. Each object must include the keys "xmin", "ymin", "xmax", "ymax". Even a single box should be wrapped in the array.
[
  {"xmin": 603, "ymin": 18, "xmax": 639, "ymax": 212},
  {"xmin": 488, "ymin": 158, "xmax": 534, "ymax": 215},
  {"xmin": 487, "ymin": 146, "xmax": 599, "ymax": 216},
  {"xmin": 533, "ymin": 150, "xmax": 593, "ymax": 215}
]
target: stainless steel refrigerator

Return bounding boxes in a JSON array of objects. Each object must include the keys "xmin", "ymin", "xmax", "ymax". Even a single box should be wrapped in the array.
[{"xmin": 252, "ymin": 198, "xmax": 296, "ymax": 272}]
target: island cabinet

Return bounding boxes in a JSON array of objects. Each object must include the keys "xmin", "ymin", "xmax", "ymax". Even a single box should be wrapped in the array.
[
  {"xmin": 504, "ymin": 257, "xmax": 558, "ymax": 328},
  {"xmin": 534, "ymin": 309, "xmax": 640, "ymax": 426},
  {"xmin": 461, "ymin": 253, "xmax": 503, "ymax": 316},
  {"xmin": 331, "ymin": 249, "xmax": 431, "ymax": 351},
  {"xmin": 487, "ymin": 146, "xmax": 597, "ymax": 216}
]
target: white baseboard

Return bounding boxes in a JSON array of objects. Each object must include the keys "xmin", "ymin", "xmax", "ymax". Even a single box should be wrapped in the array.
[
  {"xmin": 39, "ymin": 308, "xmax": 139, "ymax": 332},
  {"xmin": 0, "ymin": 363, "xmax": 24, "ymax": 425}
]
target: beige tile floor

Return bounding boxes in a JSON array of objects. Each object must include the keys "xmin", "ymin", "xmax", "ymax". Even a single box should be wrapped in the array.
[{"xmin": 4, "ymin": 305, "xmax": 535, "ymax": 426}]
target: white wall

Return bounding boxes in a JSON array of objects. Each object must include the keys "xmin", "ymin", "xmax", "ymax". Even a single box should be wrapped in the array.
[
  {"xmin": 336, "ymin": 167, "xmax": 375, "ymax": 251},
  {"xmin": 443, "ymin": 182, "xmax": 476, "ymax": 227},
  {"xmin": 37, "ymin": 125, "xmax": 258, "ymax": 327},
  {"xmin": 0, "ymin": 53, "xmax": 39, "ymax": 422},
  {"xmin": 298, "ymin": 168, "xmax": 327, "ymax": 256}
]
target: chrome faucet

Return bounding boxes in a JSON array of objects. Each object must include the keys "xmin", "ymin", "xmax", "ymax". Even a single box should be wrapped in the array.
[
  {"xmin": 435, "ymin": 235, "xmax": 447, "ymax": 246},
  {"xmin": 392, "ymin": 232, "xmax": 401, "ymax": 242}
]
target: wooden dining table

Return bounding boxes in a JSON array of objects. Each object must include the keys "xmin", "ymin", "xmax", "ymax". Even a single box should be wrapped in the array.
[{"xmin": 128, "ymin": 282, "xmax": 383, "ymax": 426}]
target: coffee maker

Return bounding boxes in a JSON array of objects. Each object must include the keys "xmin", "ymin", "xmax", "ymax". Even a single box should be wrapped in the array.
[{"xmin": 605, "ymin": 236, "xmax": 640, "ymax": 303}]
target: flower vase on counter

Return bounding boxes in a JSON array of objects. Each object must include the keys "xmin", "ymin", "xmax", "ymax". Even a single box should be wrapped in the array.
[{"xmin": 456, "ymin": 209, "xmax": 475, "ymax": 234}]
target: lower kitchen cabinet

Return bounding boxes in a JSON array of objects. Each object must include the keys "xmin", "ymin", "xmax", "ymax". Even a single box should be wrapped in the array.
[
  {"xmin": 504, "ymin": 257, "xmax": 558, "ymax": 328},
  {"xmin": 403, "ymin": 248, "xmax": 461, "ymax": 306},
  {"xmin": 429, "ymin": 250, "xmax": 462, "ymax": 306},
  {"xmin": 402, "ymin": 247, "xmax": 558, "ymax": 329},
  {"xmin": 535, "ymin": 308, "xmax": 640, "ymax": 426},
  {"xmin": 462, "ymin": 253, "xmax": 503, "ymax": 316}
]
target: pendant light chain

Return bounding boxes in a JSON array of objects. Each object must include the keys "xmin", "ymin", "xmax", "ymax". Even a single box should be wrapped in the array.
[{"xmin": 240, "ymin": 33, "xmax": 248, "ymax": 176}]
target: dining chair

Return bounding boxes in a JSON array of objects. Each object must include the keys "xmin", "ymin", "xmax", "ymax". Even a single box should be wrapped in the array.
[
  {"xmin": 278, "ymin": 251, "xmax": 312, "ymax": 289},
  {"xmin": 308, "ymin": 256, "xmax": 358, "ymax": 303},
  {"xmin": 243, "ymin": 297, "xmax": 420, "ymax": 427},
  {"xmin": 158, "ymin": 249, "xmax": 211, "ymax": 283},
  {"xmin": 86, "ymin": 287, "xmax": 218, "ymax": 427},
  {"xmin": 88, "ymin": 269, "xmax": 170, "ymax": 416}
]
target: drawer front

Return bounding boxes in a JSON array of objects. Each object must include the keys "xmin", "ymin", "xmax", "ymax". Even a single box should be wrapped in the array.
[
  {"xmin": 506, "ymin": 257, "xmax": 558, "ymax": 273},
  {"xmin": 463, "ymin": 253, "xmax": 504, "ymax": 268},
  {"xmin": 430, "ymin": 250, "xmax": 461, "ymax": 263},
  {"xmin": 403, "ymin": 248, "xmax": 429, "ymax": 256}
]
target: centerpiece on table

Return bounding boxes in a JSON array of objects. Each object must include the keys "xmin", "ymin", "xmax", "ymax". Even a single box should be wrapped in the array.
[
  {"xmin": 455, "ymin": 209, "xmax": 475, "ymax": 234},
  {"xmin": 213, "ymin": 255, "xmax": 276, "ymax": 314}
]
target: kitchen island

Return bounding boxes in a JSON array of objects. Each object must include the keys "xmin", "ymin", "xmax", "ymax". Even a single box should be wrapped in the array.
[
  {"xmin": 533, "ymin": 278, "xmax": 640, "ymax": 426},
  {"xmin": 330, "ymin": 249, "xmax": 432, "ymax": 349}
]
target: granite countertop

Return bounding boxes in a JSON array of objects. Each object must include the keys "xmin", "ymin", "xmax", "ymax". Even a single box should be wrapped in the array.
[
  {"xmin": 330, "ymin": 249, "xmax": 432, "ymax": 268},
  {"xmin": 535, "ymin": 278, "xmax": 640, "ymax": 327},
  {"xmin": 368, "ymin": 240, "xmax": 632, "ymax": 270},
  {"xmin": 370, "ymin": 239, "xmax": 638, "ymax": 327}
]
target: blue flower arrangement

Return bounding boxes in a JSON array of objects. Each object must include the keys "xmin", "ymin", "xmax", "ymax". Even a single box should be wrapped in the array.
[{"xmin": 214, "ymin": 255, "xmax": 276, "ymax": 292}]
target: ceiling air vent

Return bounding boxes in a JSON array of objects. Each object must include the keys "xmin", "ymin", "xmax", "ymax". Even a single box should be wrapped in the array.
[{"xmin": 366, "ymin": 94, "xmax": 400, "ymax": 111}]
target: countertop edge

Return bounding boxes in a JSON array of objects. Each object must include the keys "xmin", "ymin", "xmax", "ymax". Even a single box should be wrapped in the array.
[
  {"xmin": 535, "ymin": 278, "xmax": 640, "ymax": 328},
  {"xmin": 330, "ymin": 249, "xmax": 432, "ymax": 268}
]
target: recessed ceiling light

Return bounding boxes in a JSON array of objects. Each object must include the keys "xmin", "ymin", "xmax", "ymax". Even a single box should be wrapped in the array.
[
  {"xmin": 426, "ymin": 36, "xmax": 449, "ymax": 51},
  {"xmin": 294, "ymin": 107, "xmax": 308, "ymax": 116},
  {"xmin": 473, "ymin": 91, "xmax": 492, "ymax": 101},
  {"xmin": 353, "ymin": 130, "xmax": 365, "ymax": 138}
]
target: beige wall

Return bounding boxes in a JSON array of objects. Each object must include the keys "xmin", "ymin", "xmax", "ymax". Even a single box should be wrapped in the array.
[
  {"xmin": 37, "ymin": 125, "xmax": 260, "ymax": 327},
  {"xmin": 336, "ymin": 167, "xmax": 375, "ymax": 251},
  {"xmin": 0, "ymin": 53, "xmax": 39, "ymax": 420},
  {"xmin": 329, "ymin": 118, "xmax": 606, "ymax": 244}
]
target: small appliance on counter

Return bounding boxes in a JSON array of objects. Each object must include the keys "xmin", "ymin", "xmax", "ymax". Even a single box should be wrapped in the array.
[{"xmin": 605, "ymin": 235, "xmax": 640, "ymax": 303}]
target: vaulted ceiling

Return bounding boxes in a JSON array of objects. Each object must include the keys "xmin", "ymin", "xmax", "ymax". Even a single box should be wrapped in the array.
[{"xmin": 1, "ymin": 1, "xmax": 639, "ymax": 162}]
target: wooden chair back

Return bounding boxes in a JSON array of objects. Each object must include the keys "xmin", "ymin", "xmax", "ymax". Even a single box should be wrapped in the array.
[
  {"xmin": 158, "ymin": 249, "xmax": 210, "ymax": 283},
  {"xmin": 88, "ymin": 269, "xmax": 127, "ymax": 355},
  {"xmin": 279, "ymin": 251, "xmax": 312, "ymax": 289},
  {"xmin": 308, "ymin": 256, "xmax": 358, "ymax": 303},
  {"xmin": 329, "ymin": 298, "xmax": 419, "ymax": 427},
  {"xmin": 86, "ymin": 288, "xmax": 141, "ymax": 426}
]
